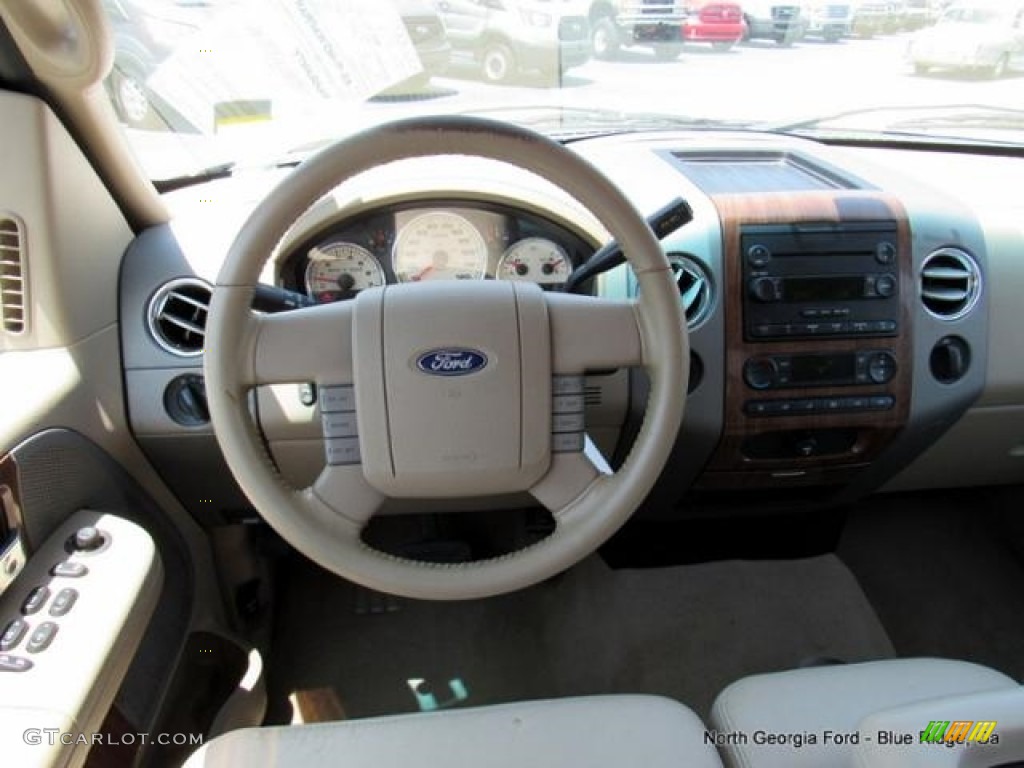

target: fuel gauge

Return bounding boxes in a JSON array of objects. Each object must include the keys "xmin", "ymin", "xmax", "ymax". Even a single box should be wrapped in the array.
[{"xmin": 497, "ymin": 238, "xmax": 571, "ymax": 285}]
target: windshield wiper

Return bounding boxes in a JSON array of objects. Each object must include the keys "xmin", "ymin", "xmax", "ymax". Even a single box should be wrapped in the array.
[
  {"xmin": 152, "ymin": 146, "xmax": 313, "ymax": 194},
  {"xmin": 459, "ymin": 105, "xmax": 752, "ymax": 143},
  {"xmin": 153, "ymin": 161, "xmax": 237, "ymax": 194}
]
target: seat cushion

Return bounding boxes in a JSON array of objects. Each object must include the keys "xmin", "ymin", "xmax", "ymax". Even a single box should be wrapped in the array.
[
  {"xmin": 184, "ymin": 694, "xmax": 723, "ymax": 768},
  {"xmin": 710, "ymin": 658, "xmax": 1017, "ymax": 768}
]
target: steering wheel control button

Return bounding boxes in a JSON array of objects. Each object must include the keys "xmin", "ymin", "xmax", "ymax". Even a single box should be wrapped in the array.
[
  {"xmin": 552, "ymin": 412, "xmax": 586, "ymax": 433},
  {"xmin": 552, "ymin": 375, "xmax": 585, "ymax": 395},
  {"xmin": 552, "ymin": 432, "xmax": 585, "ymax": 453},
  {"xmin": 0, "ymin": 653, "xmax": 33, "ymax": 672},
  {"xmin": 71, "ymin": 526, "xmax": 105, "ymax": 552},
  {"xmin": 319, "ymin": 385, "xmax": 356, "ymax": 413},
  {"xmin": 552, "ymin": 394, "xmax": 585, "ymax": 413},
  {"xmin": 323, "ymin": 412, "xmax": 359, "ymax": 439},
  {"xmin": 325, "ymin": 438, "xmax": 362, "ymax": 466},
  {"xmin": 0, "ymin": 619, "xmax": 28, "ymax": 651},
  {"xmin": 21, "ymin": 586, "xmax": 50, "ymax": 615},
  {"xmin": 51, "ymin": 561, "xmax": 88, "ymax": 578},
  {"xmin": 26, "ymin": 622, "xmax": 58, "ymax": 654},
  {"xmin": 49, "ymin": 588, "xmax": 79, "ymax": 617}
]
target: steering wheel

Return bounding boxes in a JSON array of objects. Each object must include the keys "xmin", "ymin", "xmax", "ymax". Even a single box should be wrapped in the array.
[{"xmin": 204, "ymin": 116, "xmax": 688, "ymax": 600}]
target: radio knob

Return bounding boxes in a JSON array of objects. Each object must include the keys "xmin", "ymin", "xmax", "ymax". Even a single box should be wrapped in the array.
[
  {"xmin": 747, "ymin": 244, "xmax": 771, "ymax": 268},
  {"xmin": 744, "ymin": 358, "xmax": 779, "ymax": 390},
  {"xmin": 876, "ymin": 241, "xmax": 897, "ymax": 264},
  {"xmin": 875, "ymin": 274, "xmax": 897, "ymax": 298},
  {"xmin": 749, "ymin": 277, "xmax": 779, "ymax": 303},
  {"xmin": 867, "ymin": 352, "xmax": 898, "ymax": 384}
]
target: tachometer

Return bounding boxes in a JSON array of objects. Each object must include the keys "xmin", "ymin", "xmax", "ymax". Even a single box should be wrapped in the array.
[
  {"xmin": 393, "ymin": 212, "xmax": 487, "ymax": 282},
  {"xmin": 497, "ymin": 238, "xmax": 571, "ymax": 285},
  {"xmin": 304, "ymin": 242, "xmax": 385, "ymax": 302}
]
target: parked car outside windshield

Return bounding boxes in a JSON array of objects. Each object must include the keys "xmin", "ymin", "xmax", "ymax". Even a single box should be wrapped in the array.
[
  {"xmin": 102, "ymin": 0, "xmax": 1024, "ymax": 182},
  {"xmin": 906, "ymin": 2, "xmax": 1024, "ymax": 78}
]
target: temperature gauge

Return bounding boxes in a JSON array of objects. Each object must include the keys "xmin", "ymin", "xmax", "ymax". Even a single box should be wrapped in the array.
[{"xmin": 497, "ymin": 238, "xmax": 571, "ymax": 285}]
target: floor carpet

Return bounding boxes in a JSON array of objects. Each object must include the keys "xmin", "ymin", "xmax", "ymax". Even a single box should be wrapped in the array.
[
  {"xmin": 839, "ymin": 489, "xmax": 1024, "ymax": 683},
  {"xmin": 266, "ymin": 552, "xmax": 894, "ymax": 723}
]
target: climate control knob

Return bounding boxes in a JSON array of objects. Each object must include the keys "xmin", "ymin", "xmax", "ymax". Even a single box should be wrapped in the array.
[
  {"xmin": 744, "ymin": 357, "xmax": 779, "ymax": 390},
  {"xmin": 867, "ymin": 352, "xmax": 898, "ymax": 384}
]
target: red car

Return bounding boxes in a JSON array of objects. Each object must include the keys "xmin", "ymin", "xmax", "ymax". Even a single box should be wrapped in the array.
[{"xmin": 681, "ymin": 1, "xmax": 747, "ymax": 50}]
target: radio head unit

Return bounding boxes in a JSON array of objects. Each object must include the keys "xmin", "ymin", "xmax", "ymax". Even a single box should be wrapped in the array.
[{"xmin": 742, "ymin": 221, "xmax": 900, "ymax": 341}]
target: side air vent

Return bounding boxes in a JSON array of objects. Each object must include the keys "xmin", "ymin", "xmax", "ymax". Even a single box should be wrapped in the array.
[
  {"xmin": 147, "ymin": 277, "xmax": 212, "ymax": 356},
  {"xmin": 920, "ymin": 248, "xmax": 981, "ymax": 320},
  {"xmin": 669, "ymin": 254, "xmax": 713, "ymax": 327},
  {"xmin": 0, "ymin": 216, "xmax": 27, "ymax": 334},
  {"xmin": 584, "ymin": 385, "xmax": 603, "ymax": 407}
]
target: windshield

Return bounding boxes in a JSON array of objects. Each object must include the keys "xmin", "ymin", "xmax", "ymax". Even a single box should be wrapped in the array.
[{"xmin": 101, "ymin": 0, "xmax": 1024, "ymax": 181}]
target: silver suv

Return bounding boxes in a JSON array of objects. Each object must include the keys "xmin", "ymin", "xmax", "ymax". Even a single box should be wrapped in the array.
[{"xmin": 436, "ymin": 0, "xmax": 592, "ymax": 83}]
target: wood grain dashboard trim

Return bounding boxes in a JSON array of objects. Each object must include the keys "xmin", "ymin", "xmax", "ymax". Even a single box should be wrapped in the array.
[{"xmin": 701, "ymin": 190, "xmax": 914, "ymax": 481}]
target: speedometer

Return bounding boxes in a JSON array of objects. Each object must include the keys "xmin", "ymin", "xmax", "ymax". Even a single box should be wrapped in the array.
[
  {"xmin": 304, "ymin": 242, "xmax": 385, "ymax": 303},
  {"xmin": 497, "ymin": 238, "xmax": 571, "ymax": 285},
  {"xmin": 393, "ymin": 212, "xmax": 487, "ymax": 282}
]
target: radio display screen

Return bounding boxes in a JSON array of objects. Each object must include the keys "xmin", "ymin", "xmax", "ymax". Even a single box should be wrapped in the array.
[
  {"xmin": 791, "ymin": 354, "xmax": 856, "ymax": 383},
  {"xmin": 783, "ymin": 276, "xmax": 863, "ymax": 302}
]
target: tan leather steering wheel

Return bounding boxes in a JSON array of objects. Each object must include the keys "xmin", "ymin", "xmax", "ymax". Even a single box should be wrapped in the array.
[{"xmin": 204, "ymin": 116, "xmax": 687, "ymax": 600}]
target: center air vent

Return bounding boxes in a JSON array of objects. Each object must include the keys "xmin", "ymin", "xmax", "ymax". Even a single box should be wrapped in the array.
[
  {"xmin": 920, "ymin": 248, "xmax": 981, "ymax": 320},
  {"xmin": 147, "ymin": 278, "xmax": 212, "ymax": 356},
  {"xmin": 669, "ymin": 254, "xmax": 713, "ymax": 327}
]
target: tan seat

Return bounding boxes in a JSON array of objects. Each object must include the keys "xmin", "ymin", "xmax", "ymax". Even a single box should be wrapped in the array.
[
  {"xmin": 184, "ymin": 694, "xmax": 724, "ymax": 768},
  {"xmin": 710, "ymin": 658, "xmax": 1019, "ymax": 767}
]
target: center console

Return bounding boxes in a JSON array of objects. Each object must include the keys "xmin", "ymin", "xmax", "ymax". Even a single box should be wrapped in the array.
[{"xmin": 700, "ymin": 192, "xmax": 913, "ymax": 488}]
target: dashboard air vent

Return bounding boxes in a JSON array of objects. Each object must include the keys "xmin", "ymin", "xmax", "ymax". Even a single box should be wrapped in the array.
[
  {"xmin": 147, "ymin": 277, "xmax": 212, "ymax": 356},
  {"xmin": 0, "ymin": 216, "xmax": 26, "ymax": 334},
  {"xmin": 669, "ymin": 254, "xmax": 713, "ymax": 327},
  {"xmin": 920, "ymin": 248, "xmax": 980, "ymax": 320}
]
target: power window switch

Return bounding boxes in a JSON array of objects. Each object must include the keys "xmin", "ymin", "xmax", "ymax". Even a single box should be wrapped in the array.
[
  {"xmin": 51, "ymin": 561, "xmax": 88, "ymax": 578},
  {"xmin": 0, "ymin": 653, "xmax": 32, "ymax": 672},
  {"xmin": 26, "ymin": 622, "xmax": 58, "ymax": 653},
  {"xmin": 21, "ymin": 586, "xmax": 50, "ymax": 616},
  {"xmin": 0, "ymin": 618, "xmax": 28, "ymax": 651},
  {"xmin": 49, "ymin": 588, "xmax": 79, "ymax": 617}
]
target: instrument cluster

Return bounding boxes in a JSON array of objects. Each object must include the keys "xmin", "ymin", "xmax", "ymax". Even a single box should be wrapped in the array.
[{"xmin": 282, "ymin": 202, "xmax": 592, "ymax": 303}]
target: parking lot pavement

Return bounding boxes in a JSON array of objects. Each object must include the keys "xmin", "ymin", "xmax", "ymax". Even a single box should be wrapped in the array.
[{"xmin": 425, "ymin": 33, "xmax": 1023, "ymax": 127}]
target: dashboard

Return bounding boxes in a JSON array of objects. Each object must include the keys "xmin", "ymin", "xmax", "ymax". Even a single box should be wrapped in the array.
[
  {"xmin": 117, "ymin": 128, "xmax": 1024, "ymax": 525},
  {"xmin": 278, "ymin": 201, "xmax": 594, "ymax": 302}
]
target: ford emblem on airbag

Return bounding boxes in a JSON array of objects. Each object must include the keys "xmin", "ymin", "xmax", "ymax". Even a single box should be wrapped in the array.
[{"xmin": 416, "ymin": 348, "xmax": 488, "ymax": 376}]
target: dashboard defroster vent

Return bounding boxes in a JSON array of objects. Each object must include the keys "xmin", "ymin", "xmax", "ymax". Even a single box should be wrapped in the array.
[
  {"xmin": 920, "ymin": 248, "xmax": 980, "ymax": 320},
  {"xmin": 669, "ymin": 254, "xmax": 713, "ymax": 328},
  {"xmin": 0, "ymin": 216, "xmax": 27, "ymax": 334},
  {"xmin": 147, "ymin": 277, "xmax": 212, "ymax": 356}
]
